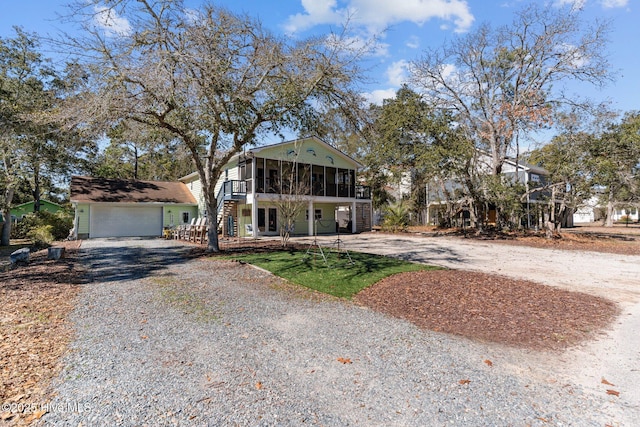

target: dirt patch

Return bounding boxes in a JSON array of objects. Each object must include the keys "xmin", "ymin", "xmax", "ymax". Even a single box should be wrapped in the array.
[
  {"xmin": 354, "ymin": 270, "xmax": 620, "ymax": 351},
  {"xmin": 0, "ymin": 241, "xmax": 84, "ymax": 425},
  {"xmin": 402, "ymin": 225, "xmax": 640, "ymax": 256}
]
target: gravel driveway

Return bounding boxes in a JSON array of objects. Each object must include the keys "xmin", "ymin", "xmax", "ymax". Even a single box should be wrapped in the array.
[{"xmin": 40, "ymin": 237, "xmax": 638, "ymax": 426}]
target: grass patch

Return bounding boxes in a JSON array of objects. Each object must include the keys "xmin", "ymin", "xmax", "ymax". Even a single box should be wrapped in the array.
[
  {"xmin": 228, "ymin": 249, "xmax": 439, "ymax": 299},
  {"xmin": 151, "ymin": 277, "xmax": 220, "ymax": 323}
]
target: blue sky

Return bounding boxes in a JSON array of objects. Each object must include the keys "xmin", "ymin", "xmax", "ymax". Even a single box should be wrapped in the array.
[{"xmin": 1, "ymin": 0, "xmax": 637, "ymax": 115}]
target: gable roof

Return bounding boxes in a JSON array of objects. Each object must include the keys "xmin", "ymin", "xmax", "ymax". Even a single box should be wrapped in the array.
[
  {"xmin": 179, "ymin": 136, "xmax": 362, "ymax": 183},
  {"xmin": 13, "ymin": 200, "xmax": 62, "ymax": 209},
  {"xmin": 246, "ymin": 136, "xmax": 363, "ymax": 168},
  {"xmin": 70, "ymin": 176, "xmax": 197, "ymax": 204}
]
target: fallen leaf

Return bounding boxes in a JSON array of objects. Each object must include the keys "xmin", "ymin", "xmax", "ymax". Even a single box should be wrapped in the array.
[
  {"xmin": 26, "ymin": 409, "xmax": 47, "ymax": 421},
  {"xmin": 484, "ymin": 359, "xmax": 493, "ymax": 367},
  {"xmin": 7, "ymin": 394, "xmax": 26, "ymax": 402},
  {"xmin": 536, "ymin": 417, "xmax": 548, "ymax": 423},
  {"xmin": 459, "ymin": 379, "xmax": 471, "ymax": 385},
  {"xmin": 601, "ymin": 378, "xmax": 615, "ymax": 386},
  {"xmin": 140, "ymin": 335, "xmax": 148, "ymax": 340},
  {"xmin": 255, "ymin": 382, "xmax": 263, "ymax": 390},
  {"xmin": 337, "ymin": 357, "xmax": 352, "ymax": 364},
  {"xmin": 606, "ymin": 389, "xmax": 620, "ymax": 397},
  {"xmin": 1, "ymin": 413, "xmax": 16, "ymax": 421}
]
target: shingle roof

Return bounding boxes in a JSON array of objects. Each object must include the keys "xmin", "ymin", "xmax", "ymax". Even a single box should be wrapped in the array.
[{"xmin": 70, "ymin": 176, "xmax": 197, "ymax": 204}]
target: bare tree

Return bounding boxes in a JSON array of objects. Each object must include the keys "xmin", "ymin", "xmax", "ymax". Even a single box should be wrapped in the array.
[
  {"xmin": 410, "ymin": 3, "xmax": 612, "ymax": 188},
  {"xmin": 59, "ymin": 0, "xmax": 367, "ymax": 251},
  {"xmin": 271, "ymin": 159, "xmax": 310, "ymax": 248}
]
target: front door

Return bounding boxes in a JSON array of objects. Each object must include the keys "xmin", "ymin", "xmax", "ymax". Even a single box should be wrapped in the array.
[
  {"xmin": 258, "ymin": 208, "xmax": 265, "ymax": 232},
  {"xmin": 268, "ymin": 208, "xmax": 277, "ymax": 232}
]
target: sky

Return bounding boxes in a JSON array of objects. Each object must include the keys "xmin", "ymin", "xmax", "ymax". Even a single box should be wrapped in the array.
[{"xmin": 1, "ymin": 0, "xmax": 638, "ymax": 131}]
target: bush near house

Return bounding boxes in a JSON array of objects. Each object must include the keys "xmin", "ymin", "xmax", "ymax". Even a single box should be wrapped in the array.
[{"xmin": 11, "ymin": 210, "xmax": 74, "ymax": 245}]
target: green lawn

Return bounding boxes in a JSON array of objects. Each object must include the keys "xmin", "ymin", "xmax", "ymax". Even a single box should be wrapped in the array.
[{"xmin": 227, "ymin": 249, "xmax": 439, "ymax": 298}]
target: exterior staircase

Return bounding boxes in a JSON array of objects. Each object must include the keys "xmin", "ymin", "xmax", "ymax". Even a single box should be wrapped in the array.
[
  {"xmin": 215, "ymin": 180, "xmax": 246, "ymax": 238},
  {"xmin": 220, "ymin": 200, "xmax": 239, "ymax": 237}
]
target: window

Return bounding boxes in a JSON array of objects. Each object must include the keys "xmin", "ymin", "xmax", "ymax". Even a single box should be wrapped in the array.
[
  {"xmin": 182, "ymin": 211, "xmax": 190, "ymax": 224},
  {"xmin": 306, "ymin": 209, "xmax": 323, "ymax": 220},
  {"xmin": 312, "ymin": 165, "xmax": 324, "ymax": 196},
  {"xmin": 256, "ymin": 157, "xmax": 265, "ymax": 193},
  {"xmin": 326, "ymin": 167, "xmax": 337, "ymax": 196},
  {"xmin": 266, "ymin": 159, "xmax": 279, "ymax": 193},
  {"xmin": 258, "ymin": 208, "xmax": 266, "ymax": 231}
]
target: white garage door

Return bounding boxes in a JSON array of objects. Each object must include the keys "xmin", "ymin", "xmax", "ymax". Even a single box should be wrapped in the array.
[{"xmin": 90, "ymin": 205, "xmax": 163, "ymax": 238}]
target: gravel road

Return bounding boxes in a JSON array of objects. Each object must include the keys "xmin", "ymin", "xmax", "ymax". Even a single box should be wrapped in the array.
[{"xmin": 39, "ymin": 236, "xmax": 639, "ymax": 426}]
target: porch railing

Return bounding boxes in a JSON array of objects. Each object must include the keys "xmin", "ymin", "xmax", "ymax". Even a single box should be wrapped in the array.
[{"xmin": 216, "ymin": 180, "xmax": 247, "ymax": 217}]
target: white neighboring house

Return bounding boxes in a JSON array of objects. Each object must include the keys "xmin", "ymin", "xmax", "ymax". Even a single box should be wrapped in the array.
[
  {"xmin": 611, "ymin": 206, "xmax": 639, "ymax": 222},
  {"xmin": 572, "ymin": 196, "xmax": 600, "ymax": 223}
]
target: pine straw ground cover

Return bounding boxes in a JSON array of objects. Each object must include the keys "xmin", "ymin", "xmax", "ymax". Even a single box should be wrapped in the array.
[
  {"xmin": 354, "ymin": 270, "xmax": 619, "ymax": 351},
  {"xmin": 0, "ymin": 241, "xmax": 84, "ymax": 425}
]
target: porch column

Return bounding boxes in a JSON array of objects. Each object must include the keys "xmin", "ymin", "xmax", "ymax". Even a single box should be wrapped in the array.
[
  {"xmin": 251, "ymin": 195, "xmax": 259, "ymax": 239},
  {"xmin": 308, "ymin": 199, "xmax": 314, "ymax": 236},
  {"xmin": 351, "ymin": 201, "xmax": 357, "ymax": 233}
]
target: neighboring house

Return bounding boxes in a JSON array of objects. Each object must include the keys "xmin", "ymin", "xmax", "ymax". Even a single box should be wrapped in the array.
[
  {"xmin": 611, "ymin": 206, "xmax": 639, "ymax": 222},
  {"xmin": 70, "ymin": 176, "xmax": 198, "ymax": 239},
  {"xmin": 424, "ymin": 154, "xmax": 551, "ymax": 227},
  {"xmin": 0, "ymin": 199, "xmax": 62, "ymax": 223},
  {"xmin": 572, "ymin": 195, "xmax": 603, "ymax": 224},
  {"xmin": 179, "ymin": 136, "xmax": 372, "ymax": 237}
]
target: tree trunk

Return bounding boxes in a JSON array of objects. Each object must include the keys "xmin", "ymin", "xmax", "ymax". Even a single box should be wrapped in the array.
[
  {"xmin": 133, "ymin": 145, "xmax": 139, "ymax": 180},
  {"xmin": 206, "ymin": 220, "xmax": 220, "ymax": 252},
  {"xmin": 544, "ymin": 186, "xmax": 557, "ymax": 238},
  {"xmin": 605, "ymin": 188, "xmax": 615, "ymax": 227},
  {"xmin": 32, "ymin": 167, "xmax": 41, "ymax": 213},
  {"xmin": 205, "ymin": 192, "xmax": 220, "ymax": 253},
  {"xmin": 1, "ymin": 208, "xmax": 11, "ymax": 246},
  {"xmin": 1, "ymin": 187, "xmax": 14, "ymax": 246}
]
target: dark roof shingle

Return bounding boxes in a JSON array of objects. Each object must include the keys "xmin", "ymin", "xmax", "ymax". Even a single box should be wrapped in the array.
[{"xmin": 70, "ymin": 176, "xmax": 197, "ymax": 204}]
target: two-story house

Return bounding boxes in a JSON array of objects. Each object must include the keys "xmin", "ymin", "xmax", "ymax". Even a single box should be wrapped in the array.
[
  {"xmin": 423, "ymin": 153, "xmax": 550, "ymax": 227},
  {"xmin": 179, "ymin": 136, "xmax": 372, "ymax": 237}
]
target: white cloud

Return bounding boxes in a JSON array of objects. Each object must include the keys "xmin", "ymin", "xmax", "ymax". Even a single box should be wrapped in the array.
[
  {"xmin": 406, "ymin": 35, "xmax": 420, "ymax": 49},
  {"xmin": 553, "ymin": 0, "xmax": 628, "ymax": 10},
  {"xmin": 362, "ymin": 88, "xmax": 397, "ymax": 105},
  {"xmin": 600, "ymin": 0, "xmax": 628, "ymax": 8},
  {"xmin": 386, "ymin": 60, "xmax": 409, "ymax": 86},
  {"xmin": 94, "ymin": 6, "xmax": 132, "ymax": 37},
  {"xmin": 553, "ymin": 0, "xmax": 586, "ymax": 10},
  {"xmin": 286, "ymin": 0, "xmax": 475, "ymax": 34},
  {"xmin": 284, "ymin": 0, "xmax": 346, "ymax": 34}
]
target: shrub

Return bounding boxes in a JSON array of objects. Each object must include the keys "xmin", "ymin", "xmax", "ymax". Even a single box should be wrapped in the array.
[
  {"xmin": 27, "ymin": 224, "xmax": 54, "ymax": 247},
  {"xmin": 10, "ymin": 210, "xmax": 73, "ymax": 242},
  {"xmin": 381, "ymin": 201, "xmax": 410, "ymax": 233}
]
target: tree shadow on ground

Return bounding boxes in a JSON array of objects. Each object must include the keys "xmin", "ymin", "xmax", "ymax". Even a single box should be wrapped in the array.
[{"xmin": 80, "ymin": 244, "xmax": 194, "ymax": 283}]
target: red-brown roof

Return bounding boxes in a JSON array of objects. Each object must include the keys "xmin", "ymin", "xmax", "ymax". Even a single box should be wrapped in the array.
[{"xmin": 70, "ymin": 176, "xmax": 197, "ymax": 204}]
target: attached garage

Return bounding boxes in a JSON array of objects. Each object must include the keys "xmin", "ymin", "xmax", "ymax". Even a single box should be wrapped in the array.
[
  {"xmin": 70, "ymin": 176, "xmax": 198, "ymax": 239},
  {"xmin": 90, "ymin": 205, "xmax": 163, "ymax": 238}
]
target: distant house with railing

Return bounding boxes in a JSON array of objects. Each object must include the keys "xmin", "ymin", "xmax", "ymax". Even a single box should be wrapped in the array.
[{"xmin": 179, "ymin": 136, "xmax": 372, "ymax": 237}]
